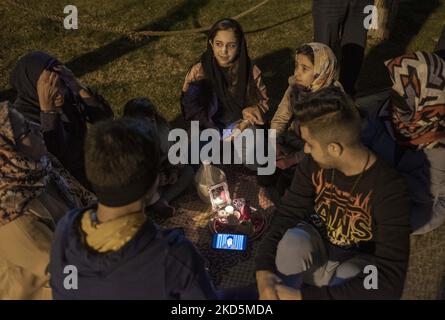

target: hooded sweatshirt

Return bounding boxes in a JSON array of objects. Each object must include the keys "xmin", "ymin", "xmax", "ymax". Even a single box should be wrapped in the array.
[{"xmin": 49, "ymin": 208, "xmax": 217, "ymax": 300}]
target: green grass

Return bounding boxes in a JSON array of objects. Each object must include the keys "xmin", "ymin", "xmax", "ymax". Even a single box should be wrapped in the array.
[{"xmin": 1, "ymin": 0, "xmax": 444, "ymax": 121}]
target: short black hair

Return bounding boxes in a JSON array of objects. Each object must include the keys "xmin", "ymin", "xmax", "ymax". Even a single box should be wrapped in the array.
[
  {"xmin": 123, "ymin": 97, "xmax": 169, "ymax": 130},
  {"xmin": 123, "ymin": 98, "xmax": 157, "ymax": 119},
  {"xmin": 294, "ymin": 86, "xmax": 362, "ymax": 146},
  {"xmin": 296, "ymin": 44, "xmax": 314, "ymax": 65},
  {"xmin": 85, "ymin": 118, "xmax": 160, "ymax": 192}
]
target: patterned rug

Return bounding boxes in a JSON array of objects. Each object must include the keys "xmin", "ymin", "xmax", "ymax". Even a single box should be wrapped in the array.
[{"xmin": 160, "ymin": 165, "xmax": 275, "ymax": 289}]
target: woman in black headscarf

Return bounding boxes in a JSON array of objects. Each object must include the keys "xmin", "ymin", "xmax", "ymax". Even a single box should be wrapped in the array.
[
  {"xmin": 10, "ymin": 51, "xmax": 114, "ymax": 188},
  {"xmin": 181, "ymin": 18, "xmax": 269, "ymax": 132}
]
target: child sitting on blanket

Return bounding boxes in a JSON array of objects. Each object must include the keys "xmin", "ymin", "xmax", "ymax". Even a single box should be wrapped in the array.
[
  {"xmin": 123, "ymin": 98, "xmax": 194, "ymax": 222},
  {"xmin": 267, "ymin": 43, "xmax": 343, "ymax": 195}
]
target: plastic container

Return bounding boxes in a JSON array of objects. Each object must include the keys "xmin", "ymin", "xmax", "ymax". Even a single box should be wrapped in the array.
[{"xmin": 194, "ymin": 160, "xmax": 227, "ymax": 204}]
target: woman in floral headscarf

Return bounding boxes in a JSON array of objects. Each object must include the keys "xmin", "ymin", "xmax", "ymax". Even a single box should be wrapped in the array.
[
  {"xmin": 0, "ymin": 101, "xmax": 95, "ymax": 299},
  {"xmin": 266, "ymin": 42, "xmax": 342, "ymax": 194},
  {"xmin": 362, "ymin": 51, "xmax": 445, "ymax": 234}
]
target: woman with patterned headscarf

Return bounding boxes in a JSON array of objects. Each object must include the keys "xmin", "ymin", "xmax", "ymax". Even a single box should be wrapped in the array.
[
  {"xmin": 272, "ymin": 42, "xmax": 342, "ymax": 142},
  {"xmin": 267, "ymin": 43, "xmax": 342, "ymax": 194},
  {"xmin": 0, "ymin": 101, "xmax": 95, "ymax": 299},
  {"xmin": 362, "ymin": 51, "xmax": 445, "ymax": 234}
]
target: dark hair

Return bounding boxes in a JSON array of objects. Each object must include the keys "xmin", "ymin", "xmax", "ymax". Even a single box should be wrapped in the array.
[
  {"xmin": 207, "ymin": 18, "xmax": 243, "ymax": 47},
  {"xmin": 296, "ymin": 44, "xmax": 315, "ymax": 65},
  {"xmin": 123, "ymin": 98, "xmax": 157, "ymax": 119},
  {"xmin": 294, "ymin": 86, "xmax": 362, "ymax": 146},
  {"xmin": 201, "ymin": 18, "xmax": 250, "ymax": 120},
  {"xmin": 85, "ymin": 118, "xmax": 160, "ymax": 204},
  {"xmin": 123, "ymin": 97, "xmax": 169, "ymax": 131}
]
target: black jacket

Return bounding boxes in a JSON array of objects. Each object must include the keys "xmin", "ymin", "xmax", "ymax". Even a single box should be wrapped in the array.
[{"xmin": 49, "ymin": 208, "xmax": 217, "ymax": 300}]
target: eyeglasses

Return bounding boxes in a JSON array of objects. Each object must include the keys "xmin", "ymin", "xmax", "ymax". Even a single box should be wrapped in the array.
[
  {"xmin": 16, "ymin": 120, "xmax": 32, "ymax": 142},
  {"xmin": 0, "ymin": 120, "xmax": 42, "ymax": 149},
  {"xmin": 16, "ymin": 120, "xmax": 42, "ymax": 142},
  {"xmin": 0, "ymin": 122, "xmax": 31, "ymax": 149}
]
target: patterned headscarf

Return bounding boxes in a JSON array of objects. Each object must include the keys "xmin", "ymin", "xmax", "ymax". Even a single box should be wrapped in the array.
[
  {"xmin": 304, "ymin": 42, "xmax": 340, "ymax": 92},
  {"xmin": 385, "ymin": 51, "xmax": 445, "ymax": 149},
  {"xmin": 0, "ymin": 101, "xmax": 48, "ymax": 225},
  {"xmin": 0, "ymin": 101, "xmax": 95, "ymax": 226}
]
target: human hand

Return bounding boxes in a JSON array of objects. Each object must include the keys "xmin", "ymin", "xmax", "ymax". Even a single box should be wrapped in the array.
[
  {"xmin": 256, "ymin": 270, "xmax": 282, "ymax": 300},
  {"xmin": 276, "ymin": 152, "xmax": 300, "ymax": 170},
  {"xmin": 242, "ymin": 106, "xmax": 264, "ymax": 125},
  {"xmin": 234, "ymin": 119, "xmax": 251, "ymax": 133},
  {"xmin": 53, "ymin": 65, "xmax": 83, "ymax": 94},
  {"xmin": 37, "ymin": 70, "xmax": 60, "ymax": 112},
  {"xmin": 275, "ymin": 284, "xmax": 302, "ymax": 300}
]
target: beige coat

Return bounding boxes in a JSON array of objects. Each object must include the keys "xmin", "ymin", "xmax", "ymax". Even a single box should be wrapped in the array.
[{"xmin": 270, "ymin": 76, "xmax": 300, "ymax": 137}]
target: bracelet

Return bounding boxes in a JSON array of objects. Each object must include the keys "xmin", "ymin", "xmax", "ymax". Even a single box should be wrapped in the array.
[{"xmin": 41, "ymin": 109, "xmax": 60, "ymax": 115}]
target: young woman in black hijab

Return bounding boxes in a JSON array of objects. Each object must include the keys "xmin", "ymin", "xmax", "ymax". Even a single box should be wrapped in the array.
[
  {"xmin": 10, "ymin": 51, "xmax": 114, "ymax": 188},
  {"xmin": 181, "ymin": 18, "xmax": 269, "ymax": 133}
]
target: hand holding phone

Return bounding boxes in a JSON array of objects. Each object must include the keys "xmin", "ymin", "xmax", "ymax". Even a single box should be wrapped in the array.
[
  {"xmin": 222, "ymin": 128, "xmax": 234, "ymax": 141},
  {"xmin": 222, "ymin": 120, "xmax": 244, "ymax": 141}
]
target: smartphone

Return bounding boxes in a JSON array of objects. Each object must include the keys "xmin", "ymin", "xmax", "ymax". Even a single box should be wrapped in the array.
[
  {"xmin": 221, "ymin": 120, "xmax": 241, "ymax": 141},
  {"xmin": 212, "ymin": 233, "xmax": 247, "ymax": 251},
  {"xmin": 222, "ymin": 128, "xmax": 233, "ymax": 140}
]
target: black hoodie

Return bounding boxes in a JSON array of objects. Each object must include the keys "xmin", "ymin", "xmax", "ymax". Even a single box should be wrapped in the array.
[{"xmin": 49, "ymin": 208, "xmax": 217, "ymax": 300}]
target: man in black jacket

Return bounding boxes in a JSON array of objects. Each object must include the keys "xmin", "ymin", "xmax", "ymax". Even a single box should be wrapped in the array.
[
  {"xmin": 49, "ymin": 118, "xmax": 217, "ymax": 299},
  {"xmin": 255, "ymin": 87, "xmax": 411, "ymax": 300}
]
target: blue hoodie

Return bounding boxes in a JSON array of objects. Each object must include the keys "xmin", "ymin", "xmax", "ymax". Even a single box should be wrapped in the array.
[{"xmin": 49, "ymin": 208, "xmax": 217, "ymax": 300}]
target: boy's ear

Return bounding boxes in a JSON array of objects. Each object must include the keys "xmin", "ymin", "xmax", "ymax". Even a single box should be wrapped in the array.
[{"xmin": 327, "ymin": 142, "xmax": 343, "ymax": 157}]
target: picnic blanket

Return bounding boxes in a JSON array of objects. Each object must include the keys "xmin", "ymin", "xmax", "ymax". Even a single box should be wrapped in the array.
[{"xmin": 160, "ymin": 165, "xmax": 275, "ymax": 288}]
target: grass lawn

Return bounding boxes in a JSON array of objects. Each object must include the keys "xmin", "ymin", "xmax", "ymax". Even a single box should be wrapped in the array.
[{"xmin": 1, "ymin": 0, "xmax": 445, "ymax": 121}]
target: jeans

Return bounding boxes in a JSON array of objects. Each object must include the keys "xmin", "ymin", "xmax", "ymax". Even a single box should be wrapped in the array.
[
  {"xmin": 275, "ymin": 222, "xmax": 372, "ymax": 288},
  {"xmin": 312, "ymin": 0, "xmax": 373, "ymax": 95}
]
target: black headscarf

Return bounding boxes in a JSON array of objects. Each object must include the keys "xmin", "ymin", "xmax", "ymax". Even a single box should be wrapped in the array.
[
  {"xmin": 10, "ymin": 51, "xmax": 90, "ymax": 187},
  {"xmin": 10, "ymin": 51, "xmax": 86, "ymax": 137},
  {"xmin": 10, "ymin": 51, "xmax": 62, "ymax": 122},
  {"xmin": 201, "ymin": 18, "xmax": 251, "ymax": 122}
]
